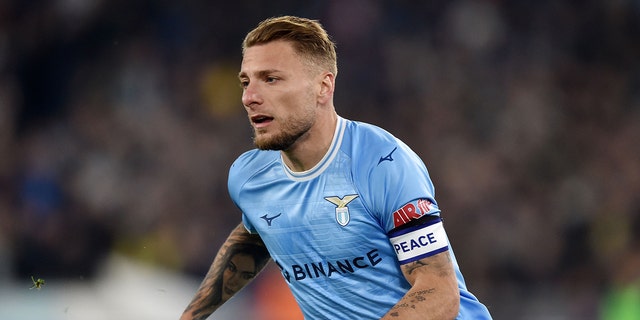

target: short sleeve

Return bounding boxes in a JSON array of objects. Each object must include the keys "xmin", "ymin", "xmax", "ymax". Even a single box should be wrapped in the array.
[{"xmin": 353, "ymin": 133, "xmax": 440, "ymax": 233}]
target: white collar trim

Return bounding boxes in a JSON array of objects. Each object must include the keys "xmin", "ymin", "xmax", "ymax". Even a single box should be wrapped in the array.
[{"xmin": 283, "ymin": 117, "xmax": 346, "ymax": 181}]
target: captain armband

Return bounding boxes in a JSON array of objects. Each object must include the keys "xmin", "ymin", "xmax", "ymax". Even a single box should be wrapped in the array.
[{"xmin": 388, "ymin": 216, "xmax": 449, "ymax": 265}]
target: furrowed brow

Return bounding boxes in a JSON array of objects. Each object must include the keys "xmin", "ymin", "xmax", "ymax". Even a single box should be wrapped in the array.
[
  {"xmin": 258, "ymin": 69, "xmax": 282, "ymax": 79},
  {"xmin": 243, "ymin": 69, "xmax": 281, "ymax": 77}
]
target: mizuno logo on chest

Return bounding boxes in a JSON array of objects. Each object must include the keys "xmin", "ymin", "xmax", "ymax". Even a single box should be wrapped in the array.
[
  {"xmin": 378, "ymin": 146, "xmax": 398, "ymax": 165},
  {"xmin": 260, "ymin": 213, "xmax": 282, "ymax": 226}
]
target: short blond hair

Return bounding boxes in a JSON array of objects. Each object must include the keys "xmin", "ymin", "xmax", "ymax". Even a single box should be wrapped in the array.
[{"xmin": 242, "ymin": 16, "xmax": 338, "ymax": 75}]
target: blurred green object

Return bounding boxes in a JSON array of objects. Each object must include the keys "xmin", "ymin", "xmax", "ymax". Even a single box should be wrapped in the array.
[{"xmin": 601, "ymin": 281, "xmax": 640, "ymax": 320}]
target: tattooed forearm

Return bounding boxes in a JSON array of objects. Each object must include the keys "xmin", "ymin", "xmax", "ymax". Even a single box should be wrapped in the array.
[
  {"xmin": 181, "ymin": 223, "xmax": 270, "ymax": 320},
  {"xmin": 406, "ymin": 260, "xmax": 428, "ymax": 275},
  {"xmin": 382, "ymin": 251, "xmax": 459, "ymax": 319},
  {"xmin": 387, "ymin": 288, "xmax": 437, "ymax": 317},
  {"xmin": 183, "ymin": 272, "xmax": 218, "ymax": 320},
  {"xmin": 408, "ymin": 288, "xmax": 437, "ymax": 300},
  {"xmin": 404, "ymin": 251, "xmax": 453, "ymax": 278}
]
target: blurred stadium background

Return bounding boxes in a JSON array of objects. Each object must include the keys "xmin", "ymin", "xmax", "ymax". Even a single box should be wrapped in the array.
[{"xmin": 0, "ymin": 1, "xmax": 639, "ymax": 319}]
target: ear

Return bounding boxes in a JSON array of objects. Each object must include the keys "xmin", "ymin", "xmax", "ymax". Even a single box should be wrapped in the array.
[{"xmin": 317, "ymin": 72, "xmax": 335, "ymax": 105}]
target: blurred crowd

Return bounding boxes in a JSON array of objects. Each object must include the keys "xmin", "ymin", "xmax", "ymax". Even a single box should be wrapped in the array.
[{"xmin": 0, "ymin": 1, "xmax": 639, "ymax": 319}]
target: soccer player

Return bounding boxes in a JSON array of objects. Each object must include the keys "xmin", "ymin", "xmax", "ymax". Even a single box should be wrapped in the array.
[{"xmin": 180, "ymin": 16, "xmax": 492, "ymax": 319}]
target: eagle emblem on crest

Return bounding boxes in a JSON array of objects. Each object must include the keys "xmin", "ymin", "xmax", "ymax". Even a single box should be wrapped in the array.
[{"xmin": 324, "ymin": 194, "xmax": 359, "ymax": 227}]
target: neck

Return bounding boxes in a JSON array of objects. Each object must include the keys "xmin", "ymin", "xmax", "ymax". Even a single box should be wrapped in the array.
[{"xmin": 282, "ymin": 112, "xmax": 338, "ymax": 172}]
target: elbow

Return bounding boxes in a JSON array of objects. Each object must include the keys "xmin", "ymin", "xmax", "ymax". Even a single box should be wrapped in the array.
[{"xmin": 445, "ymin": 288, "xmax": 461, "ymax": 319}]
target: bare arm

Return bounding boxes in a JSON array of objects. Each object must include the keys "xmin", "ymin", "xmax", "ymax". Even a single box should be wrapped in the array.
[
  {"xmin": 381, "ymin": 251, "xmax": 460, "ymax": 319},
  {"xmin": 180, "ymin": 223, "xmax": 271, "ymax": 320}
]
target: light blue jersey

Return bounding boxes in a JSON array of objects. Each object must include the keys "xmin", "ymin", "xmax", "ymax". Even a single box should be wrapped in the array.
[{"xmin": 228, "ymin": 117, "xmax": 491, "ymax": 319}]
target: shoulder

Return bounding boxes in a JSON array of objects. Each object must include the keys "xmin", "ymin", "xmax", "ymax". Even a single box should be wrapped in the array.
[
  {"xmin": 343, "ymin": 119, "xmax": 400, "ymax": 158},
  {"xmin": 229, "ymin": 149, "xmax": 280, "ymax": 177},
  {"xmin": 342, "ymin": 119, "xmax": 420, "ymax": 169},
  {"xmin": 228, "ymin": 149, "xmax": 280, "ymax": 195},
  {"xmin": 346, "ymin": 119, "xmax": 398, "ymax": 145},
  {"xmin": 343, "ymin": 119, "xmax": 434, "ymax": 217}
]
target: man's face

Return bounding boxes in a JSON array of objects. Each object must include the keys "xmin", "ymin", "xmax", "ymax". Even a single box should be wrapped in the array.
[{"xmin": 239, "ymin": 40, "xmax": 320, "ymax": 150}]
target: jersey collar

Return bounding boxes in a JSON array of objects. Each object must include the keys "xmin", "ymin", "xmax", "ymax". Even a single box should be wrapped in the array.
[{"xmin": 283, "ymin": 117, "xmax": 346, "ymax": 181}]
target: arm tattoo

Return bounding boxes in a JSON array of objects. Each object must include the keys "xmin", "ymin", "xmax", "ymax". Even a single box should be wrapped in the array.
[
  {"xmin": 387, "ymin": 288, "xmax": 437, "ymax": 317},
  {"xmin": 389, "ymin": 288, "xmax": 436, "ymax": 318},
  {"xmin": 404, "ymin": 251, "xmax": 453, "ymax": 277},
  {"xmin": 406, "ymin": 260, "xmax": 428, "ymax": 275},
  {"xmin": 182, "ymin": 224, "xmax": 270, "ymax": 320},
  {"xmin": 386, "ymin": 252, "xmax": 455, "ymax": 318}
]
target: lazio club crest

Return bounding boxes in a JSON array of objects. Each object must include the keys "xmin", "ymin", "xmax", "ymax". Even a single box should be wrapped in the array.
[{"xmin": 324, "ymin": 195, "xmax": 359, "ymax": 227}]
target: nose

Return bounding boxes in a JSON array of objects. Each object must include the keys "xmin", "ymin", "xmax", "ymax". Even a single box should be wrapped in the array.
[
  {"xmin": 241, "ymin": 83, "xmax": 262, "ymax": 108},
  {"xmin": 227, "ymin": 272, "xmax": 240, "ymax": 288}
]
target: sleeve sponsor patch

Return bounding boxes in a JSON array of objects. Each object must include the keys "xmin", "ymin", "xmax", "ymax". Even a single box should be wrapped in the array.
[
  {"xmin": 389, "ymin": 217, "xmax": 449, "ymax": 264},
  {"xmin": 392, "ymin": 198, "xmax": 435, "ymax": 228}
]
